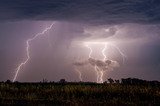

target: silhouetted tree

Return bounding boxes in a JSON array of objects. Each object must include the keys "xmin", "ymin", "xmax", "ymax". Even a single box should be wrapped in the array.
[
  {"xmin": 59, "ymin": 79, "xmax": 66, "ymax": 83},
  {"xmin": 108, "ymin": 78, "xmax": 114, "ymax": 84},
  {"xmin": 115, "ymin": 80, "xmax": 120, "ymax": 83},
  {"xmin": 103, "ymin": 81, "xmax": 108, "ymax": 84},
  {"xmin": 121, "ymin": 78, "xmax": 132, "ymax": 84},
  {"xmin": 42, "ymin": 78, "xmax": 48, "ymax": 83},
  {"xmin": 5, "ymin": 80, "xmax": 11, "ymax": 83},
  {"xmin": 121, "ymin": 78, "xmax": 152, "ymax": 85}
]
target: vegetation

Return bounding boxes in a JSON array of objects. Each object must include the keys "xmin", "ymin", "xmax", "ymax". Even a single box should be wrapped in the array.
[{"xmin": 0, "ymin": 78, "xmax": 160, "ymax": 105}]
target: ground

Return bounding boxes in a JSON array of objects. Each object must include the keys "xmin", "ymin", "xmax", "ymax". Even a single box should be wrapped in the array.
[{"xmin": 0, "ymin": 80, "xmax": 160, "ymax": 105}]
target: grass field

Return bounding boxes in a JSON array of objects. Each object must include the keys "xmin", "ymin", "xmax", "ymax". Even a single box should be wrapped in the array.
[{"xmin": 0, "ymin": 79, "xmax": 160, "ymax": 105}]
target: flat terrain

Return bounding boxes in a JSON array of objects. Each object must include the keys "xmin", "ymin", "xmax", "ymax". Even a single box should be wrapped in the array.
[{"xmin": 0, "ymin": 81, "xmax": 160, "ymax": 105}]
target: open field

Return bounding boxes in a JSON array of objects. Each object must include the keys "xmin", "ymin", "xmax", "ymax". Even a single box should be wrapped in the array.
[{"xmin": 0, "ymin": 78, "xmax": 160, "ymax": 105}]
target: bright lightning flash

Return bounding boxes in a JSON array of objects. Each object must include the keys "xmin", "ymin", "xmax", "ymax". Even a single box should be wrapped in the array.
[
  {"xmin": 84, "ymin": 41, "xmax": 126, "ymax": 83},
  {"xmin": 102, "ymin": 43, "xmax": 107, "ymax": 61},
  {"xmin": 13, "ymin": 23, "xmax": 55, "ymax": 82}
]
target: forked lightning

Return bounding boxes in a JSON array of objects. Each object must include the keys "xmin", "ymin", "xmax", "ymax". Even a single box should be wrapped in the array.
[{"xmin": 13, "ymin": 23, "xmax": 55, "ymax": 82}]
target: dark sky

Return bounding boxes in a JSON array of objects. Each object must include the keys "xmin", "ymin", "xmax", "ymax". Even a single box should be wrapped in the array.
[{"xmin": 0, "ymin": 0, "xmax": 160, "ymax": 82}]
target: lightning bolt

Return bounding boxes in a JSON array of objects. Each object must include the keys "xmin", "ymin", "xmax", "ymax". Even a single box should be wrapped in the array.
[
  {"xmin": 102, "ymin": 43, "xmax": 107, "ymax": 61},
  {"xmin": 98, "ymin": 43, "xmax": 108, "ymax": 83},
  {"xmin": 95, "ymin": 66, "xmax": 104, "ymax": 83},
  {"xmin": 85, "ymin": 44, "xmax": 93, "ymax": 58},
  {"xmin": 73, "ymin": 44, "xmax": 93, "ymax": 82},
  {"xmin": 99, "ymin": 43, "xmax": 126, "ymax": 83},
  {"xmin": 13, "ymin": 22, "xmax": 55, "ymax": 82},
  {"xmin": 75, "ymin": 68, "xmax": 82, "ymax": 81},
  {"xmin": 94, "ymin": 66, "xmax": 99, "ymax": 83},
  {"xmin": 109, "ymin": 44, "xmax": 126, "ymax": 64},
  {"xmin": 99, "ymin": 71, "xmax": 104, "ymax": 83},
  {"xmin": 84, "ymin": 42, "xmax": 126, "ymax": 83}
]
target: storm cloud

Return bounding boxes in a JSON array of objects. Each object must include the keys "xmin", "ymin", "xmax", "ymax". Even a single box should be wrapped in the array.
[
  {"xmin": 73, "ymin": 58, "xmax": 119, "ymax": 71},
  {"xmin": 0, "ymin": 0, "xmax": 160, "ymax": 82},
  {"xmin": 0, "ymin": 0, "xmax": 160, "ymax": 24}
]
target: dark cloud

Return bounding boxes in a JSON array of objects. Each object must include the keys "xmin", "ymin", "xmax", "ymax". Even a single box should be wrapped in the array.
[
  {"xmin": 73, "ymin": 58, "xmax": 119, "ymax": 71},
  {"xmin": 88, "ymin": 58, "xmax": 119, "ymax": 71},
  {"xmin": 73, "ymin": 60, "xmax": 88, "ymax": 66},
  {"xmin": 1, "ymin": 0, "xmax": 160, "ymax": 24}
]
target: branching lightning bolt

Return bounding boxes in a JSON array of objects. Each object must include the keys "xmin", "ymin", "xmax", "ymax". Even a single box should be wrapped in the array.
[
  {"xmin": 13, "ymin": 23, "xmax": 55, "ymax": 82},
  {"xmin": 109, "ymin": 44, "xmax": 126, "ymax": 64},
  {"xmin": 84, "ymin": 42, "xmax": 126, "ymax": 83}
]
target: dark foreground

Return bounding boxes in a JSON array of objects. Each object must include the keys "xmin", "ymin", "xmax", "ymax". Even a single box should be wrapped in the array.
[{"xmin": 0, "ymin": 79, "xmax": 160, "ymax": 106}]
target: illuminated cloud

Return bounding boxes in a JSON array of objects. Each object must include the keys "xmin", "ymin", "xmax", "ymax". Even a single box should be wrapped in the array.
[
  {"xmin": 88, "ymin": 58, "xmax": 119, "ymax": 71},
  {"xmin": 73, "ymin": 58, "xmax": 119, "ymax": 71}
]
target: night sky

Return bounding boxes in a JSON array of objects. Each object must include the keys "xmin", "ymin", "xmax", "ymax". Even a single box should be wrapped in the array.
[{"xmin": 0, "ymin": 0, "xmax": 160, "ymax": 82}]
